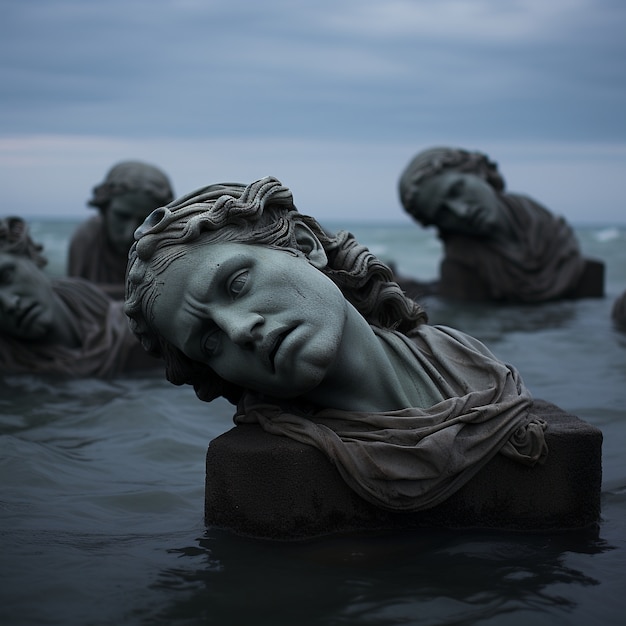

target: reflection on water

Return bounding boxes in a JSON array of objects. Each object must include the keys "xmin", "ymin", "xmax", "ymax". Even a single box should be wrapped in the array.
[
  {"xmin": 423, "ymin": 297, "xmax": 580, "ymax": 340},
  {"xmin": 147, "ymin": 526, "xmax": 615, "ymax": 626}
]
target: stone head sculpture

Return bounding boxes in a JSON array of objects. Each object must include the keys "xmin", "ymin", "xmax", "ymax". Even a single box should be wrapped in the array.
[
  {"xmin": 89, "ymin": 161, "xmax": 174, "ymax": 255},
  {"xmin": 125, "ymin": 176, "xmax": 426, "ymax": 404},
  {"xmin": 0, "ymin": 216, "xmax": 75, "ymax": 342},
  {"xmin": 398, "ymin": 147, "xmax": 510, "ymax": 237}
]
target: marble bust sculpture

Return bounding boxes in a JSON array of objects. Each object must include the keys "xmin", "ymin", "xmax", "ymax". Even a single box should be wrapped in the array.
[
  {"xmin": 68, "ymin": 160, "xmax": 174, "ymax": 299},
  {"xmin": 125, "ymin": 176, "xmax": 547, "ymax": 510},
  {"xmin": 398, "ymin": 147, "xmax": 603, "ymax": 302},
  {"xmin": 0, "ymin": 216, "xmax": 157, "ymax": 376}
]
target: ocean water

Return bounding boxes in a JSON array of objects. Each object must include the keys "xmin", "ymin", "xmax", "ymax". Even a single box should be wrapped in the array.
[{"xmin": 1, "ymin": 218, "xmax": 625, "ymax": 626}]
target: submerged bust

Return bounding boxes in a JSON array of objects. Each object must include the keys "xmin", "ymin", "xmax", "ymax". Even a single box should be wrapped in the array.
[
  {"xmin": 125, "ymin": 177, "xmax": 547, "ymax": 510},
  {"xmin": 0, "ymin": 216, "xmax": 157, "ymax": 376},
  {"xmin": 399, "ymin": 147, "xmax": 603, "ymax": 302},
  {"xmin": 68, "ymin": 160, "xmax": 174, "ymax": 299}
]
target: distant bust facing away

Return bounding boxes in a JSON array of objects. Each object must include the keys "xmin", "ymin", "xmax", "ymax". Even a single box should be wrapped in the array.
[
  {"xmin": 68, "ymin": 160, "xmax": 174, "ymax": 299},
  {"xmin": 125, "ymin": 176, "xmax": 547, "ymax": 511},
  {"xmin": 398, "ymin": 147, "xmax": 604, "ymax": 303},
  {"xmin": 0, "ymin": 217, "xmax": 157, "ymax": 376}
]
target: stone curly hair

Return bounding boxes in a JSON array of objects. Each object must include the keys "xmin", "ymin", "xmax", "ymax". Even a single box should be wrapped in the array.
[
  {"xmin": 125, "ymin": 176, "xmax": 427, "ymax": 404},
  {"xmin": 398, "ymin": 147, "xmax": 506, "ymax": 225},
  {"xmin": 0, "ymin": 216, "xmax": 47, "ymax": 268},
  {"xmin": 88, "ymin": 160, "xmax": 174, "ymax": 212}
]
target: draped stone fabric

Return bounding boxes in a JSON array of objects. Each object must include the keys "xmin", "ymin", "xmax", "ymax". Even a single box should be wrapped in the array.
[
  {"xmin": 0, "ymin": 278, "xmax": 157, "ymax": 377},
  {"xmin": 68, "ymin": 215, "xmax": 127, "ymax": 299},
  {"xmin": 440, "ymin": 193, "xmax": 586, "ymax": 302},
  {"xmin": 234, "ymin": 324, "xmax": 548, "ymax": 512}
]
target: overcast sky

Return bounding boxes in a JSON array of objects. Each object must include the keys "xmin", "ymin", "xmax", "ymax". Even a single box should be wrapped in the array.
[{"xmin": 1, "ymin": 0, "xmax": 625, "ymax": 225}]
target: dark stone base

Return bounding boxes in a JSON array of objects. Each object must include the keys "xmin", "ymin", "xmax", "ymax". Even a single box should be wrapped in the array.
[
  {"xmin": 205, "ymin": 400, "xmax": 602, "ymax": 541},
  {"xmin": 434, "ymin": 257, "xmax": 605, "ymax": 302},
  {"xmin": 570, "ymin": 258, "xmax": 605, "ymax": 299}
]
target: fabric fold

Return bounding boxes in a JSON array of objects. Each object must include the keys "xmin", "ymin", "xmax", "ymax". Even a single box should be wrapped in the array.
[
  {"xmin": 235, "ymin": 324, "xmax": 548, "ymax": 511},
  {"xmin": 442, "ymin": 193, "xmax": 585, "ymax": 302},
  {"xmin": 0, "ymin": 278, "xmax": 154, "ymax": 377}
]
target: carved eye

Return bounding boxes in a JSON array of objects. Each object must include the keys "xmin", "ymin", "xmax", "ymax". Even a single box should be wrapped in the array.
[
  {"xmin": 228, "ymin": 270, "xmax": 249, "ymax": 297},
  {"xmin": 203, "ymin": 327, "xmax": 221, "ymax": 356}
]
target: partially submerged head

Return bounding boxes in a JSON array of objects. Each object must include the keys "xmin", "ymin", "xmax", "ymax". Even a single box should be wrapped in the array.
[
  {"xmin": 125, "ymin": 176, "xmax": 426, "ymax": 404},
  {"xmin": 89, "ymin": 160, "xmax": 174, "ymax": 254},
  {"xmin": 398, "ymin": 147, "xmax": 508, "ymax": 237},
  {"xmin": 0, "ymin": 217, "xmax": 63, "ymax": 341}
]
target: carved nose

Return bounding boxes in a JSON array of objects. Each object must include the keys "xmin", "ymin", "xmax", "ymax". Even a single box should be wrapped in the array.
[
  {"xmin": 445, "ymin": 199, "xmax": 469, "ymax": 217},
  {"xmin": 215, "ymin": 310, "xmax": 263, "ymax": 348}
]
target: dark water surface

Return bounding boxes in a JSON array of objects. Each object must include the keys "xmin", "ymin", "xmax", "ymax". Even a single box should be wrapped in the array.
[{"xmin": 1, "ymin": 220, "xmax": 625, "ymax": 625}]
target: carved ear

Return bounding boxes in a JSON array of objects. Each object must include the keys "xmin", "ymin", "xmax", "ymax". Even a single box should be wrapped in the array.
[{"xmin": 294, "ymin": 222, "xmax": 328, "ymax": 269}]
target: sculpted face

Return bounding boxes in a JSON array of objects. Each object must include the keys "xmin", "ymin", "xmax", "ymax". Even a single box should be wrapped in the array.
[
  {"xmin": 413, "ymin": 171, "xmax": 504, "ymax": 237},
  {"xmin": 148, "ymin": 240, "xmax": 349, "ymax": 398},
  {"xmin": 105, "ymin": 191, "xmax": 160, "ymax": 255},
  {"xmin": 0, "ymin": 252, "xmax": 59, "ymax": 340}
]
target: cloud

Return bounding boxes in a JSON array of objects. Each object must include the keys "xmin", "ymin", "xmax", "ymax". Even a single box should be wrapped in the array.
[
  {"xmin": 0, "ymin": 0, "xmax": 624, "ymax": 223},
  {"xmin": 318, "ymin": 0, "xmax": 623, "ymax": 46},
  {"xmin": 2, "ymin": 0, "xmax": 624, "ymax": 141}
]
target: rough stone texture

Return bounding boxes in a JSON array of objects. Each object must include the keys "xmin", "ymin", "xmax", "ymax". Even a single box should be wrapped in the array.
[{"xmin": 205, "ymin": 399, "xmax": 602, "ymax": 540}]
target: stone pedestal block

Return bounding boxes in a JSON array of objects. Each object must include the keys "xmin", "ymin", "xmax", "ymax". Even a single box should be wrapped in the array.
[
  {"xmin": 205, "ymin": 400, "xmax": 602, "ymax": 540},
  {"xmin": 438, "ymin": 257, "xmax": 605, "ymax": 301},
  {"xmin": 571, "ymin": 258, "xmax": 605, "ymax": 299}
]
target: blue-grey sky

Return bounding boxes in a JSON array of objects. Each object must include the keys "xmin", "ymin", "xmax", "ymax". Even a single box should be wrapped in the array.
[{"xmin": 1, "ymin": 0, "xmax": 625, "ymax": 224}]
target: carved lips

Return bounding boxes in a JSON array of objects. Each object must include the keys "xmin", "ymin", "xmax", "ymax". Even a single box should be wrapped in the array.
[{"xmin": 267, "ymin": 326, "xmax": 294, "ymax": 372}]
